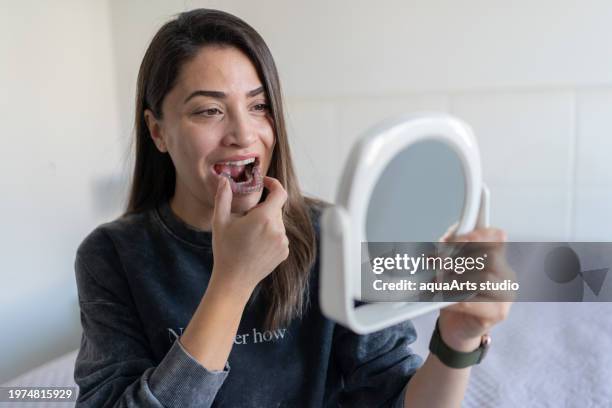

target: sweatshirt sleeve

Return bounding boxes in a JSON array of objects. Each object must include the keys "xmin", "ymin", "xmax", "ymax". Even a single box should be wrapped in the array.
[
  {"xmin": 332, "ymin": 319, "xmax": 423, "ymax": 408},
  {"xmin": 73, "ymin": 228, "xmax": 228, "ymax": 407}
]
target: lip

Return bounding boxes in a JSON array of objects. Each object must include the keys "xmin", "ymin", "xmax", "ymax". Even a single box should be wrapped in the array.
[{"xmin": 214, "ymin": 153, "xmax": 259, "ymax": 164}]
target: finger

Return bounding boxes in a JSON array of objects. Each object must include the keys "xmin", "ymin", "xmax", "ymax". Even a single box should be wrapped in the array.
[
  {"xmin": 258, "ymin": 177, "xmax": 288, "ymax": 214},
  {"xmin": 450, "ymin": 227, "xmax": 507, "ymax": 243},
  {"xmin": 213, "ymin": 176, "xmax": 232, "ymax": 228},
  {"xmin": 439, "ymin": 222, "xmax": 459, "ymax": 242}
]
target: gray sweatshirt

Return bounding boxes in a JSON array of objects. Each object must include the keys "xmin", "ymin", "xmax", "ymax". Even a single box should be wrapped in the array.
[{"xmin": 73, "ymin": 199, "xmax": 422, "ymax": 407}]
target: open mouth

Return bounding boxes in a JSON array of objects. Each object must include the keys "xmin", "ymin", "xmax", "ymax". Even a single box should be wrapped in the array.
[{"xmin": 213, "ymin": 157, "xmax": 263, "ymax": 195}]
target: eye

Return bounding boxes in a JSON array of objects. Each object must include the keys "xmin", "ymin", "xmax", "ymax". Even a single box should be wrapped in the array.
[
  {"xmin": 252, "ymin": 103, "xmax": 269, "ymax": 113},
  {"xmin": 195, "ymin": 107, "xmax": 223, "ymax": 117}
]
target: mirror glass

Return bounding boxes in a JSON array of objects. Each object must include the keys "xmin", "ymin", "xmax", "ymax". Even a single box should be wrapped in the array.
[{"xmin": 365, "ymin": 139, "xmax": 466, "ymax": 251}]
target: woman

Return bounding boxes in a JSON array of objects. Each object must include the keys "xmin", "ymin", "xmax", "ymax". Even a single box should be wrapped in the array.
[{"xmin": 74, "ymin": 8, "xmax": 511, "ymax": 407}]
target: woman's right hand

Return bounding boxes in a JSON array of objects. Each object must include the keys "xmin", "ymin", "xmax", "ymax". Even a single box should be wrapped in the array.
[{"xmin": 210, "ymin": 175, "xmax": 289, "ymax": 297}]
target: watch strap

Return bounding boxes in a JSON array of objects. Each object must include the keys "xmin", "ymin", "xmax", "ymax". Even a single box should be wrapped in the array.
[{"xmin": 429, "ymin": 318, "xmax": 491, "ymax": 369}]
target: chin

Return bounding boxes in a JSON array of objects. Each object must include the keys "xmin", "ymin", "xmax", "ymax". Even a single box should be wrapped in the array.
[{"xmin": 230, "ymin": 190, "xmax": 263, "ymax": 213}]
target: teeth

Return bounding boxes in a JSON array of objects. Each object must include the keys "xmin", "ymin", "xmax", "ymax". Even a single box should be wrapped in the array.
[{"xmin": 219, "ymin": 157, "xmax": 256, "ymax": 166}]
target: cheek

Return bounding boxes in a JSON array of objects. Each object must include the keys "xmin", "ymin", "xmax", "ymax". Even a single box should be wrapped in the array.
[
  {"xmin": 171, "ymin": 137, "xmax": 199, "ymax": 167},
  {"xmin": 171, "ymin": 124, "xmax": 217, "ymax": 173},
  {"xmin": 259, "ymin": 126, "xmax": 275, "ymax": 175},
  {"xmin": 257, "ymin": 118, "xmax": 275, "ymax": 151}
]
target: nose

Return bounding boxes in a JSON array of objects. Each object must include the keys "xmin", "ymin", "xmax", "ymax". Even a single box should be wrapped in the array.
[{"xmin": 222, "ymin": 110, "xmax": 257, "ymax": 147}]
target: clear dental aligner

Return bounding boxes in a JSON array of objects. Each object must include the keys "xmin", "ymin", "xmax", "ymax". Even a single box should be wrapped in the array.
[{"xmin": 214, "ymin": 157, "xmax": 263, "ymax": 194}]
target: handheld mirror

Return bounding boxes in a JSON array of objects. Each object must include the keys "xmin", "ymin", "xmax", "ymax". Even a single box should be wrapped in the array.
[{"xmin": 319, "ymin": 113, "xmax": 490, "ymax": 334}]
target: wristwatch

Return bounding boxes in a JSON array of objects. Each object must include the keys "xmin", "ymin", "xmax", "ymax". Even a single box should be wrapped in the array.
[{"xmin": 429, "ymin": 318, "xmax": 491, "ymax": 369}]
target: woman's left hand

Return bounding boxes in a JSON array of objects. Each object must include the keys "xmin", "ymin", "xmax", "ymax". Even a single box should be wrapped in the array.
[{"xmin": 436, "ymin": 227, "xmax": 514, "ymax": 352}]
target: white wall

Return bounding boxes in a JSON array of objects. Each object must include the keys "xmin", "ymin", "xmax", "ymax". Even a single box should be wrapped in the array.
[
  {"xmin": 3, "ymin": 0, "xmax": 612, "ymax": 382},
  {"xmin": 0, "ymin": 0, "xmax": 122, "ymax": 382}
]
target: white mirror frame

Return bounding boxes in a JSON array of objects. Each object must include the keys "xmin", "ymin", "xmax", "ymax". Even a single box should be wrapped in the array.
[{"xmin": 320, "ymin": 112, "xmax": 490, "ymax": 334}]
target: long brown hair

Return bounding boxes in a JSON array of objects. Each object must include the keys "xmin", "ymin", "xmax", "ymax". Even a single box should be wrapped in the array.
[{"xmin": 125, "ymin": 9, "xmax": 323, "ymax": 329}]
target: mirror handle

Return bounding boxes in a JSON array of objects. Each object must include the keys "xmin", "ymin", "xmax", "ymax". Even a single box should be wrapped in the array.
[{"xmin": 476, "ymin": 184, "xmax": 490, "ymax": 229}]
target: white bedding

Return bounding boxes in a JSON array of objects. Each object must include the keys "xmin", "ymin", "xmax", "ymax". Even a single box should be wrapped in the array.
[
  {"xmin": 412, "ymin": 302, "xmax": 612, "ymax": 407},
  {"xmin": 3, "ymin": 303, "xmax": 611, "ymax": 407}
]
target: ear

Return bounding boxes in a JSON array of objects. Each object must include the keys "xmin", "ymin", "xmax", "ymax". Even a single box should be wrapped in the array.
[{"xmin": 144, "ymin": 109, "xmax": 168, "ymax": 153}]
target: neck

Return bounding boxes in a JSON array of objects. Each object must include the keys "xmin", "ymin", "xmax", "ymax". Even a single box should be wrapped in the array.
[{"xmin": 169, "ymin": 183, "xmax": 214, "ymax": 232}]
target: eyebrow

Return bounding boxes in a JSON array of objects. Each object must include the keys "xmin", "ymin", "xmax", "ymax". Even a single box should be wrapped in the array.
[{"xmin": 183, "ymin": 86, "xmax": 265, "ymax": 104}]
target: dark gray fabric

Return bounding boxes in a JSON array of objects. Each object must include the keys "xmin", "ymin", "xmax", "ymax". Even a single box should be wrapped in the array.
[{"xmin": 73, "ymin": 200, "xmax": 422, "ymax": 407}]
